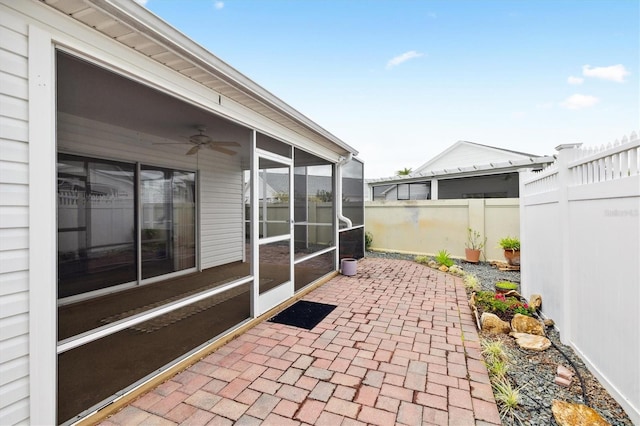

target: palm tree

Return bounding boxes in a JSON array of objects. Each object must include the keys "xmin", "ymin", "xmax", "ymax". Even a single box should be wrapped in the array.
[{"xmin": 396, "ymin": 167, "xmax": 412, "ymax": 176}]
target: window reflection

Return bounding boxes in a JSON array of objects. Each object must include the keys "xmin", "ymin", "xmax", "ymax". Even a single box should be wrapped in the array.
[
  {"xmin": 141, "ymin": 167, "xmax": 196, "ymax": 279},
  {"xmin": 57, "ymin": 155, "xmax": 136, "ymax": 298}
]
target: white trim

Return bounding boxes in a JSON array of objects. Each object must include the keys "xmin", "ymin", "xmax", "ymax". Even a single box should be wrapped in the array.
[
  {"xmin": 28, "ymin": 24, "xmax": 57, "ymax": 424},
  {"xmin": 293, "ymin": 246, "xmax": 336, "ymax": 265}
]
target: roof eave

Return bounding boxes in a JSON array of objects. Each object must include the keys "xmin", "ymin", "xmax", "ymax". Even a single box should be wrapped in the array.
[{"xmin": 85, "ymin": 0, "xmax": 358, "ymax": 156}]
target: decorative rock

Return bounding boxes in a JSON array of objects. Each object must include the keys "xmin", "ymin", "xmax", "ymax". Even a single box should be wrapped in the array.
[
  {"xmin": 438, "ymin": 265, "xmax": 449, "ymax": 272},
  {"xmin": 554, "ymin": 376, "xmax": 572, "ymax": 388},
  {"xmin": 449, "ymin": 265, "xmax": 463, "ymax": 275},
  {"xmin": 544, "ymin": 318, "xmax": 555, "ymax": 327},
  {"xmin": 557, "ymin": 365, "xmax": 574, "ymax": 380},
  {"xmin": 427, "ymin": 260, "xmax": 438, "ymax": 268},
  {"xmin": 511, "ymin": 332, "xmax": 551, "ymax": 351},
  {"xmin": 552, "ymin": 400, "xmax": 611, "ymax": 426},
  {"xmin": 511, "ymin": 313, "xmax": 545, "ymax": 336},
  {"xmin": 481, "ymin": 312, "xmax": 511, "ymax": 334},
  {"xmin": 529, "ymin": 294, "xmax": 542, "ymax": 311}
]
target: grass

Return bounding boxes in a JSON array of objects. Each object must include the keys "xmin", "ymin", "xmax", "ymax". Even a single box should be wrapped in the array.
[{"xmin": 482, "ymin": 338, "xmax": 525, "ymax": 424}]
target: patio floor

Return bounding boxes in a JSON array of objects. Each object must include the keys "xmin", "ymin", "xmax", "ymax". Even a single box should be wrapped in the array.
[{"xmin": 100, "ymin": 258, "xmax": 501, "ymax": 425}]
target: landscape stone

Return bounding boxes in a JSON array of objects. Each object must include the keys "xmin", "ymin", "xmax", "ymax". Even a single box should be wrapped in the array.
[
  {"xmin": 543, "ymin": 318, "xmax": 555, "ymax": 327},
  {"xmin": 481, "ymin": 312, "xmax": 511, "ymax": 334},
  {"xmin": 551, "ymin": 400, "xmax": 611, "ymax": 426},
  {"xmin": 510, "ymin": 332, "xmax": 551, "ymax": 351},
  {"xmin": 427, "ymin": 260, "xmax": 438, "ymax": 268},
  {"xmin": 554, "ymin": 376, "xmax": 572, "ymax": 388},
  {"xmin": 511, "ymin": 313, "xmax": 545, "ymax": 336},
  {"xmin": 438, "ymin": 265, "xmax": 449, "ymax": 272},
  {"xmin": 529, "ymin": 294, "xmax": 542, "ymax": 310}
]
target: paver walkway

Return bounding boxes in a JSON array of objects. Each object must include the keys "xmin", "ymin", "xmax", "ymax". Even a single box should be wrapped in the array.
[{"xmin": 101, "ymin": 258, "xmax": 501, "ymax": 425}]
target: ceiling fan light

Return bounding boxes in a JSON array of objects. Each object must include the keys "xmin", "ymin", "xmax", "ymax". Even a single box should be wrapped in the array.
[{"xmin": 190, "ymin": 134, "xmax": 210, "ymax": 144}]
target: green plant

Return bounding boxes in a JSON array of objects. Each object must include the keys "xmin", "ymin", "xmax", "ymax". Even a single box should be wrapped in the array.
[
  {"xmin": 481, "ymin": 339, "xmax": 508, "ymax": 365},
  {"xmin": 498, "ymin": 236, "xmax": 520, "ymax": 251},
  {"xmin": 365, "ymin": 231, "xmax": 373, "ymax": 250},
  {"xmin": 495, "ymin": 281, "xmax": 518, "ymax": 291},
  {"xmin": 488, "ymin": 359, "xmax": 509, "ymax": 378},
  {"xmin": 463, "ymin": 273, "xmax": 480, "ymax": 291},
  {"xmin": 492, "ymin": 376, "xmax": 524, "ymax": 422},
  {"xmin": 414, "ymin": 255, "xmax": 429, "ymax": 265},
  {"xmin": 435, "ymin": 249, "xmax": 454, "ymax": 267},
  {"xmin": 465, "ymin": 228, "xmax": 486, "ymax": 250},
  {"xmin": 475, "ymin": 291, "xmax": 534, "ymax": 318}
]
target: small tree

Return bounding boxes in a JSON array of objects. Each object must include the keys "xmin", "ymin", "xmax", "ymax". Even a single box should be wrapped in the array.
[{"xmin": 396, "ymin": 167, "xmax": 412, "ymax": 176}]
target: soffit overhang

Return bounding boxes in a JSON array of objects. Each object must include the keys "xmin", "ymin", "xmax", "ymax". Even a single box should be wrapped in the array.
[{"xmin": 43, "ymin": 0, "xmax": 358, "ymax": 158}]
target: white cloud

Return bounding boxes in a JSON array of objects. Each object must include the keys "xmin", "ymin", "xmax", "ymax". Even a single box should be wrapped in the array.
[
  {"xmin": 511, "ymin": 111, "xmax": 525, "ymax": 119},
  {"xmin": 214, "ymin": 1, "xmax": 224, "ymax": 9},
  {"xmin": 560, "ymin": 94, "xmax": 599, "ymax": 110},
  {"xmin": 582, "ymin": 64, "xmax": 629, "ymax": 83},
  {"xmin": 386, "ymin": 51, "xmax": 424, "ymax": 69},
  {"xmin": 567, "ymin": 76, "xmax": 584, "ymax": 85}
]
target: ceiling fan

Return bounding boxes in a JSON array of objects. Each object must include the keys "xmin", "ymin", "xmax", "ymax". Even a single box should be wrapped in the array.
[{"xmin": 155, "ymin": 126, "xmax": 240, "ymax": 156}]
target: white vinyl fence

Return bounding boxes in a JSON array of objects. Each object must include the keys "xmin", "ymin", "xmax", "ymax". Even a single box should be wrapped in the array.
[{"xmin": 520, "ymin": 132, "xmax": 640, "ymax": 424}]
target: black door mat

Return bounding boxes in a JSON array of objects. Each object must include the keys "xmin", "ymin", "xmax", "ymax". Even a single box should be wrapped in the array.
[{"xmin": 269, "ymin": 300, "xmax": 337, "ymax": 330}]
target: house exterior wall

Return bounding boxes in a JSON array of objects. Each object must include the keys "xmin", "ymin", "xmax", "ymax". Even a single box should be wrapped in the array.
[
  {"xmin": 521, "ymin": 136, "xmax": 640, "ymax": 424},
  {"xmin": 0, "ymin": 6, "xmax": 30, "ymax": 424},
  {"xmin": 58, "ymin": 114, "xmax": 244, "ymax": 269},
  {"xmin": 365, "ymin": 198, "xmax": 519, "ymax": 261}
]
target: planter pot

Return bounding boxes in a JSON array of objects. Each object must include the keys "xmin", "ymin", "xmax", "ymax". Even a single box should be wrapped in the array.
[
  {"xmin": 503, "ymin": 249, "xmax": 520, "ymax": 266},
  {"xmin": 341, "ymin": 258, "xmax": 357, "ymax": 276},
  {"xmin": 495, "ymin": 284, "xmax": 518, "ymax": 294},
  {"xmin": 465, "ymin": 248, "xmax": 481, "ymax": 263}
]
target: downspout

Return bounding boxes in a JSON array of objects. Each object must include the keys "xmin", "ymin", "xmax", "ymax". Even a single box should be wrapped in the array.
[{"xmin": 336, "ymin": 153, "xmax": 353, "ymax": 228}]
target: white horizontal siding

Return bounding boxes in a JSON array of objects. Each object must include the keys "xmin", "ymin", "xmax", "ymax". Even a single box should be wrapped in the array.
[
  {"xmin": 58, "ymin": 113, "xmax": 244, "ymax": 270},
  {"xmin": 0, "ymin": 375, "xmax": 28, "ymax": 410},
  {"xmin": 0, "ymin": 6, "xmax": 30, "ymax": 425},
  {"xmin": 0, "ymin": 184, "xmax": 27, "ymax": 206}
]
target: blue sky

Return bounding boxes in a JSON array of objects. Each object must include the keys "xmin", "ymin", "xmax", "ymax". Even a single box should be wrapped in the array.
[{"xmin": 140, "ymin": 0, "xmax": 639, "ymax": 178}]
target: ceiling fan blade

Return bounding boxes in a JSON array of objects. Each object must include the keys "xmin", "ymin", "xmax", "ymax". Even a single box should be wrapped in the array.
[
  {"xmin": 208, "ymin": 145, "xmax": 237, "ymax": 155},
  {"xmin": 186, "ymin": 145, "xmax": 201, "ymax": 155},
  {"xmin": 210, "ymin": 141, "xmax": 240, "ymax": 147}
]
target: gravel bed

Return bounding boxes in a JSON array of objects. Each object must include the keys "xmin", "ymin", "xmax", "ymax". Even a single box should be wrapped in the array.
[{"xmin": 365, "ymin": 251, "xmax": 633, "ymax": 425}]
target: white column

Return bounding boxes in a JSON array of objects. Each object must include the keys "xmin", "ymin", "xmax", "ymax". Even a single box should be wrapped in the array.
[{"xmin": 430, "ymin": 178, "xmax": 439, "ymax": 200}]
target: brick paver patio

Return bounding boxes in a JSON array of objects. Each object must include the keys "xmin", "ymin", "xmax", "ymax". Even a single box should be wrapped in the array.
[{"xmin": 100, "ymin": 258, "xmax": 501, "ymax": 425}]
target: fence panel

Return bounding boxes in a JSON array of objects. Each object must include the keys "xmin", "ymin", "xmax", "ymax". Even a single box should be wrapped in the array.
[
  {"xmin": 520, "ymin": 132, "xmax": 639, "ymax": 424},
  {"xmin": 365, "ymin": 198, "xmax": 519, "ymax": 261}
]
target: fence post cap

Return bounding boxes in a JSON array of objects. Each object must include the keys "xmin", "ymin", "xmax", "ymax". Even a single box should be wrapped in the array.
[{"xmin": 555, "ymin": 143, "xmax": 583, "ymax": 151}]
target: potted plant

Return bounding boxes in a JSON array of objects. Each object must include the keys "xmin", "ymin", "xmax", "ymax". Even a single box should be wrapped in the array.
[
  {"xmin": 465, "ymin": 228, "xmax": 486, "ymax": 263},
  {"xmin": 498, "ymin": 236, "xmax": 520, "ymax": 266},
  {"xmin": 494, "ymin": 280, "xmax": 519, "ymax": 294}
]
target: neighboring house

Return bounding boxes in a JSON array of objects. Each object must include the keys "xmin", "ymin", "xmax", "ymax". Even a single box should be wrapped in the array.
[
  {"xmin": 368, "ymin": 141, "xmax": 555, "ymax": 200},
  {"xmin": 0, "ymin": 1, "xmax": 364, "ymax": 424}
]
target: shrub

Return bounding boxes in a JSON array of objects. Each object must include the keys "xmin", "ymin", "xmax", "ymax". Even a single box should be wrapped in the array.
[
  {"xmin": 365, "ymin": 231, "xmax": 373, "ymax": 250},
  {"xmin": 435, "ymin": 249, "xmax": 454, "ymax": 267}
]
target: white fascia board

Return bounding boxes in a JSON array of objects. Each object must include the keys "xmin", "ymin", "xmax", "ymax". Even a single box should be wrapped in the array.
[
  {"xmin": 368, "ymin": 156, "xmax": 556, "ymax": 185},
  {"xmin": 86, "ymin": 0, "xmax": 358, "ymax": 156}
]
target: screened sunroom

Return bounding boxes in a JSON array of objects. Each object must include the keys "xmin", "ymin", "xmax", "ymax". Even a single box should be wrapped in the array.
[{"xmin": 0, "ymin": 1, "xmax": 363, "ymax": 424}]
